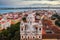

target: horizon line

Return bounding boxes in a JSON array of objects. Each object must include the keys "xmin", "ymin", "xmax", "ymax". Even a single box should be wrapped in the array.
[{"xmin": 0, "ymin": 7, "xmax": 60, "ymax": 10}]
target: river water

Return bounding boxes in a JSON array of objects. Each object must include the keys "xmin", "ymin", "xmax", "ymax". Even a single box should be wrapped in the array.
[{"xmin": 0, "ymin": 9, "xmax": 60, "ymax": 14}]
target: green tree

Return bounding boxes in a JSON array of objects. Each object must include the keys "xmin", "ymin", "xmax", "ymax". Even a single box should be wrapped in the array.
[
  {"xmin": 51, "ymin": 13, "xmax": 60, "ymax": 20},
  {"xmin": 55, "ymin": 20, "xmax": 60, "ymax": 27},
  {"xmin": 0, "ymin": 22, "xmax": 20, "ymax": 40}
]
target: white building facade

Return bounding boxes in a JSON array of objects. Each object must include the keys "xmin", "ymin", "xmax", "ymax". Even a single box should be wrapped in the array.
[
  {"xmin": 0, "ymin": 17, "xmax": 11, "ymax": 30},
  {"xmin": 20, "ymin": 12, "xmax": 42, "ymax": 40}
]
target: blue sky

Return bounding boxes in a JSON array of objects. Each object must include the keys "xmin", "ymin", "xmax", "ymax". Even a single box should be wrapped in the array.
[{"xmin": 0, "ymin": 0, "xmax": 60, "ymax": 8}]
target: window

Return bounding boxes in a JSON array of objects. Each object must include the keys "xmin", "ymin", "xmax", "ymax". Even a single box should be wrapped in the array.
[
  {"xmin": 39, "ymin": 36, "xmax": 40, "ymax": 38},
  {"xmin": 35, "ymin": 27, "xmax": 38, "ymax": 30},
  {"xmin": 33, "ymin": 36, "xmax": 34, "ymax": 38},
  {"xmin": 21, "ymin": 28, "xmax": 23, "ymax": 31},
  {"xmin": 22, "ymin": 36, "xmax": 23, "ymax": 38},
  {"xmin": 28, "ymin": 36, "xmax": 29, "ymax": 39},
  {"xmin": 25, "ymin": 25, "xmax": 28, "ymax": 30},
  {"xmin": 39, "ymin": 28, "xmax": 41, "ymax": 30},
  {"xmin": 46, "ymin": 29, "xmax": 52, "ymax": 33}
]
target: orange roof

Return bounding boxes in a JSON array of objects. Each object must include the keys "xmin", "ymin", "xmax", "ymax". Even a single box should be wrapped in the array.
[
  {"xmin": 42, "ymin": 28, "xmax": 46, "ymax": 34},
  {"xmin": 11, "ymin": 20, "xmax": 16, "ymax": 24}
]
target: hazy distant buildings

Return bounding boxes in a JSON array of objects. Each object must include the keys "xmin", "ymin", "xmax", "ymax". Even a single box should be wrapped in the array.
[{"xmin": 0, "ymin": 17, "xmax": 11, "ymax": 30}]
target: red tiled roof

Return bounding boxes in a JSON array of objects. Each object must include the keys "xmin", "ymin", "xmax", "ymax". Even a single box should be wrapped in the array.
[{"xmin": 42, "ymin": 28, "xmax": 46, "ymax": 34}]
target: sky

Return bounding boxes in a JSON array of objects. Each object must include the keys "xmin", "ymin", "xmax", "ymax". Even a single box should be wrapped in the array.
[
  {"xmin": 0, "ymin": 0, "xmax": 60, "ymax": 13},
  {"xmin": 0, "ymin": 0, "xmax": 60, "ymax": 8}
]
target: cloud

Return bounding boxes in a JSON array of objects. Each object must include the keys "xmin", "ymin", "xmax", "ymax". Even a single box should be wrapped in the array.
[
  {"xmin": 22, "ymin": 1, "xmax": 60, "ymax": 5},
  {"xmin": 18, "ymin": 0, "xmax": 60, "ymax": 1},
  {"xmin": 0, "ymin": 1, "xmax": 60, "ymax": 5},
  {"xmin": 0, "ymin": 0, "xmax": 60, "ymax": 7}
]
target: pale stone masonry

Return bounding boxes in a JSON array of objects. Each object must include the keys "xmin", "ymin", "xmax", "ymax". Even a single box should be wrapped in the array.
[{"xmin": 20, "ymin": 11, "xmax": 43, "ymax": 40}]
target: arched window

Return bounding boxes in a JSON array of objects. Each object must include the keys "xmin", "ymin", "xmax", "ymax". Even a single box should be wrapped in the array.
[
  {"xmin": 21, "ymin": 28, "xmax": 23, "ymax": 31},
  {"xmin": 33, "ymin": 36, "xmax": 34, "ymax": 38},
  {"xmin": 28, "ymin": 36, "xmax": 29, "ymax": 39},
  {"xmin": 22, "ymin": 36, "xmax": 23, "ymax": 38},
  {"xmin": 35, "ymin": 27, "xmax": 38, "ymax": 30},
  {"xmin": 39, "ymin": 36, "xmax": 40, "ymax": 38},
  {"xmin": 39, "ymin": 28, "xmax": 41, "ymax": 30},
  {"xmin": 25, "ymin": 25, "xmax": 28, "ymax": 30}
]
